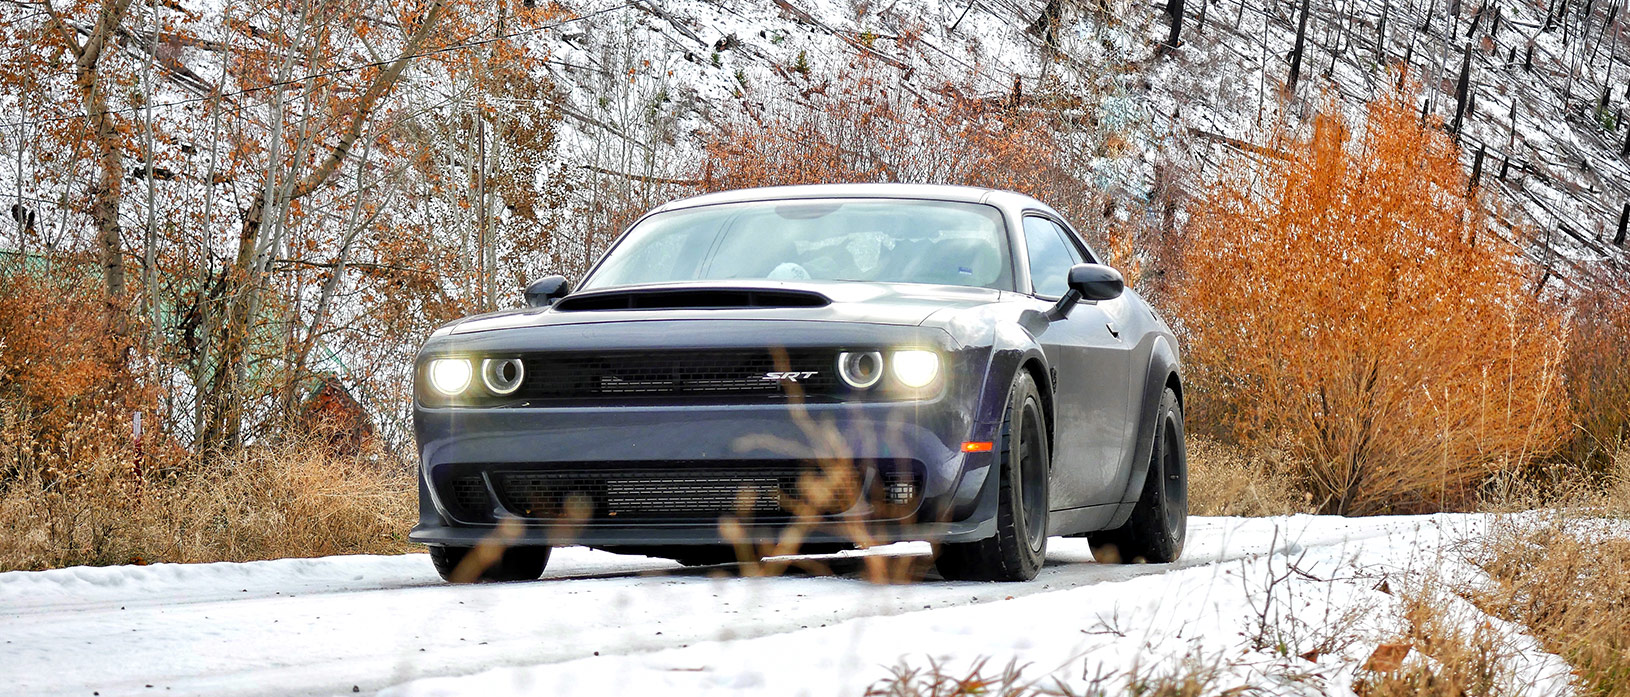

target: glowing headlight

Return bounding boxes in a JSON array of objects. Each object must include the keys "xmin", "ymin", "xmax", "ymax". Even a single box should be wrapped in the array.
[
  {"xmin": 428, "ymin": 358, "xmax": 472, "ymax": 396},
  {"xmin": 891, "ymin": 350, "xmax": 940, "ymax": 389}
]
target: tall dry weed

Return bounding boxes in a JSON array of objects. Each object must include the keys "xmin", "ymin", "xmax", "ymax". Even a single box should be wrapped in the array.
[
  {"xmin": 0, "ymin": 433, "xmax": 414, "ymax": 571},
  {"xmin": 1175, "ymin": 87, "xmax": 1569, "ymax": 515},
  {"xmin": 1186, "ymin": 435, "xmax": 1307, "ymax": 516},
  {"xmin": 1562, "ymin": 265, "xmax": 1630, "ymax": 475},
  {"xmin": 1355, "ymin": 583, "xmax": 1523, "ymax": 697},
  {"xmin": 1472, "ymin": 520, "xmax": 1630, "ymax": 696}
]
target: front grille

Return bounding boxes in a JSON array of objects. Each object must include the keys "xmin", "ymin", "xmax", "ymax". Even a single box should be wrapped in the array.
[
  {"xmin": 449, "ymin": 475, "xmax": 490, "ymax": 515},
  {"xmin": 492, "ymin": 464, "xmax": 868, "ymax": 521},
  {"xmin": 516, "ymin": 349, "xmax": 840, "ymax": 402}
]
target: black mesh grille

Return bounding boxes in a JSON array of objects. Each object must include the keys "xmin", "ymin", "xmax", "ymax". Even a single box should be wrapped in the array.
[
  {"xmin": 492, "ymin": 464, "xmax": 866, "ymax": 521},
  {"xmin": 515, "ymin": 349, "xmax": 840, "ymax": 402},
  {"xmin": 447, "ymin": 475, "xmax": 491, "ymax": 517}
]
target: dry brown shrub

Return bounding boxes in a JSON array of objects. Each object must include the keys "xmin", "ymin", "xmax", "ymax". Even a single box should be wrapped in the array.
[
  {"xmin": 1186, "ymin": 435, "xmax": 1308, "ymax": 516},
  {"xmin": 0, "ymin": 434, "xmax": 414, "ymax": 571},
  {"xmin": 1561, "ymin": 265, "xmax": 1630, "ymax": 474},
  {"xmin": 1174, "ymin": 89, "xmax": 1569, "ymax": 516},
  {"xmin": 0, "ymin": 266, "xmax": 149, "ymax": 467},
  {"xmin": 1472, "ymin": 520, "xmax": 1630, "ymax": 696},
  {"xmin": 0, "ymin": 262, "xmax": 412, "ymax": 571}
]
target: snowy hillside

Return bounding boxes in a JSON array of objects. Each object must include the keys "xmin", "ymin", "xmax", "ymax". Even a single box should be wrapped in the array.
[{"xmin": 531, "ymin": 0, "xmax": 1630, "ymax": 285}]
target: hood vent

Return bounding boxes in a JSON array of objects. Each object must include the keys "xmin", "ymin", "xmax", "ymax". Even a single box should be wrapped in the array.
[{"xmin": 554, "ymin": 288, "xmax": 831, "ymax": 312}]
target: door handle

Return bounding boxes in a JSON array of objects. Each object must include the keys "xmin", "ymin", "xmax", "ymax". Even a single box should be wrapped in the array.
[{"xmin": 1105, "ymin": 321, "xmax": 1121, "ymax": 339}]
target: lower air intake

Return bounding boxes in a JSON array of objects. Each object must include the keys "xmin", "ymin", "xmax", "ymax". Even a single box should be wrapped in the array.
[{"xmin": 494, "ymin": 465, "xmax": 866, "ymax": 521}]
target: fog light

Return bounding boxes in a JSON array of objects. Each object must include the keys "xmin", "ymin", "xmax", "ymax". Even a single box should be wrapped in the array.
[
  {"xmin": 428, "ymin": 358, "xmax": 472, "ymax": 396},
  {"xmin": 481, "ymin": 358, "xmax": 525, "ymax": 395},
  {"xmin": 891, "ymin": 349, "xmax": 940, "ymax": 389},
  {"xmin": 837, "ymin": 350, "xmax": 884, "ymax": 389}
]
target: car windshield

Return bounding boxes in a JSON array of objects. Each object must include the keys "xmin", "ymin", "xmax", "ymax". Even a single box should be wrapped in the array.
[{"xmin": 580, "ymin": 199, "xmax": 1014, "ymax": 291}]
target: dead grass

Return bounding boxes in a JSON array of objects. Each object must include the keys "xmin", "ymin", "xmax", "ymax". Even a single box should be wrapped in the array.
[
  {"xmin": 1471, "ymin": 519, "xmax": 1630, "ymax": 697},
  {"xmin": 1186, "ymin": 435, "xmax": 1308, "ymax": 517},
  {"xmin": 1352, "ymin": 582, "xmax": 1524, "ymax": 697},
  {"xmin": 0, "ymin": 437, "xmax": 415, "ymax": 571},
  {"xmin": 1478, "ymin": 444, "xmax": 1630, "ymax": 516},
  {"xmin": 864, "ymin": 655, "xmax": 1221, "ymax": 697}
]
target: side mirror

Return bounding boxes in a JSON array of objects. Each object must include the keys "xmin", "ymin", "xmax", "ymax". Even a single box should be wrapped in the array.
[
  {"xmin": 1069, "ymin": 263, "xmax": 1124, "ymax": 301},
  {"xmin": 1046, "ymin": 264, "xmax": 1123, "ymax": 321},
  {"xmin": 524, "ymin": 275, "xmax": 572, "ymax": 308}
]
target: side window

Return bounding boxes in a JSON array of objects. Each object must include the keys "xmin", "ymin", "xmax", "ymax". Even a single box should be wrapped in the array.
[{"xmin": 1022, "ymin": 216, "xmax": 1084, "ymax": 298}]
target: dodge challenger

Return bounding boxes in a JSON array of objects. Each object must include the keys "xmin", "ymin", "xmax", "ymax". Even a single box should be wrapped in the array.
[{"xmin": 409, "ymin": 183, "xmax": 1187, "ymax": 582}]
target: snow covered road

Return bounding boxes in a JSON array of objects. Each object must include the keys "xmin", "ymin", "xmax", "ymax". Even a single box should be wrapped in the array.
[{"xmin": 0, "ymin": 515, "xmax": 1576, "ymax": 696}]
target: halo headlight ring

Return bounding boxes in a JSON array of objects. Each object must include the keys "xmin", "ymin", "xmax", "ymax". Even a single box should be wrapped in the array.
[
  {"xmin": 481, "ymin": 357, "xmax": 526, "ymax": 396},
  {"xmin": 837, "ymin": 351, "xmax": 885, "ymax": 390}
]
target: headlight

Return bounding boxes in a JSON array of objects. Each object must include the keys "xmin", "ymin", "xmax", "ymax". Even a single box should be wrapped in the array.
[
  {"xmin": 481, "ymin": 358, "xmax": 525, "ymax": 395},
  {"xmin": 837, "ymin": 351, "xmax": 884, "ymax": 389},
  {"xmin": 891, "ymin": 350, "xmax": 940, "ymax": 389},
  {"xmin": 428, "ymin": 358, "xmax": 472, "ymax": 396}
]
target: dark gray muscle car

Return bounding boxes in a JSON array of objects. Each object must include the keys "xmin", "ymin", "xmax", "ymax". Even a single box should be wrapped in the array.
[{"xmin": 409, "ymin": 183, "xmax": 1187, "ymax": 582}]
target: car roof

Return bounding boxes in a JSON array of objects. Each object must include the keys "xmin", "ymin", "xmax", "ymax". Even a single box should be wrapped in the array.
[{"xmin": 649, "ymin": 183, "xmax": 1057, "ymax": 217}]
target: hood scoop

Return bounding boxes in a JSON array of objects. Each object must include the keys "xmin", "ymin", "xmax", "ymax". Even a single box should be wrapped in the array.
[{"xmin": 554, "ymin": 287, "xmax": 832, "ymax": 312}]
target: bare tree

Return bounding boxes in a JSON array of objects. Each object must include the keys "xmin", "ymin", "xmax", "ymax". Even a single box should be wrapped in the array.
[
  {"xmin": 1288, "ymin": 0, "xmax": 1313, "ymax": 93},
  {"xmin": 40, "ymin": 0, "xmax": 139, "ymax": 339},
  {"xmin": 199, "ymin": 0, "xmax": 451, "ymax": 451},
  {"xmin": 1451, "ymin": 43, "xmax": 1473, "ymax": 135}
]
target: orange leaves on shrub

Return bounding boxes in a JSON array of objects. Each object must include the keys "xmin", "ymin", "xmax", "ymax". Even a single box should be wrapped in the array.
[{"xmin": 1175, "ymin": 92, "xmax": 1569, "ymax": 515}]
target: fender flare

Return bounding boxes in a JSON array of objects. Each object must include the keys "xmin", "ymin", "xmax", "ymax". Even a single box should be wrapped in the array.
[
  {"xmin": 1105, "ymin": 334, "xmax": 1182, "ymax": 529},
  {"xmin": 981, "ymin": 323, "xmax": 1054, "ymax": 449},
  {"xmin": 947, "ymin": 324, "xmax": 1052, "ymax": 522}
]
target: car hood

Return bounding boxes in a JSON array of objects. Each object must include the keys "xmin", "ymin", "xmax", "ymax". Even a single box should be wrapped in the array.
[{"xmin": 441, "ymin": 280, "xmax": 1006, "ymax": 336}]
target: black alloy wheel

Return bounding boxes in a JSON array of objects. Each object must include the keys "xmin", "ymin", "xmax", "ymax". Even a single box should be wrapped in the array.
[{"xmin": 1088, "ymin": 386, "xmax": 1187, "ymax": 564}]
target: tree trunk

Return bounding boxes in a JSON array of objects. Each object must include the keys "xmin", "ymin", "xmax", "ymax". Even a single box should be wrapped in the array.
[
  {"xmin": 1450, "ymin": 43, "xmax": 1473, "ymax": 135},
  {"xmin": 1165, "ymin": 0, "xmax": 1186, "ymax": 51},
  {"xmin": 1288, "ymin": 0, "xmax": 1314, "ymax": 92},
  {"xmin": 1469, "ymin": 144, "xmax": 1485, "ymax": 190},
  {"xmin": 55, "ymin": 0, "xmax": 140, "ymax": 342},
  {"xmin": 1615, "ymin": 202, "xmax": 1628, "ymax": 246},
  {"xmin": 1377, "ymin": 0, "xmax": 1389, "ymax": 63},
  {"xmin": 200, "ymin": 0, "xmax": 448, "ymax": 452}
]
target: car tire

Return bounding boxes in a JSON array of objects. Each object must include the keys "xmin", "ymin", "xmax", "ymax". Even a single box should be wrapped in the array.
[
  {"xmin": 936, "ymin": 369, "xmax": 1050, "ymax": 582},
  {"xmin": 1089, "ymin": 386, "xmax": 1187, "ymax": 564},
  {"xmin": 429, "ymin": 544, "xmax": 551, "ymax": 583}
]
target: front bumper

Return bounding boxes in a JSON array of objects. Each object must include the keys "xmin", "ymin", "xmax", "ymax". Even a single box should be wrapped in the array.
[{"xmin": 408, "ymin": 398, "xmax": 1003, "ymax": 548}]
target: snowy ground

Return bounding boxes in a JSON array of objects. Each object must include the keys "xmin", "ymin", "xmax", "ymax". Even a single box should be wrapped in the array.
[{"xmin": 0, "ymin": 514, "xmax": 1579, "ymax": 697}]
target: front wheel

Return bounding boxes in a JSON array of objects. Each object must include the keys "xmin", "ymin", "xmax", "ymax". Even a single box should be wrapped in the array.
[
  {"xmin": 429, "ymin": 544, "xmax": 551, "ymax": 583},
  {"xmin": 936, "ymin": 370, "xmax": 1051, "ymax": 582},
  {"xmin": 1089, "ymin": 386, "xmax": 1187, "ymax": 564}
]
